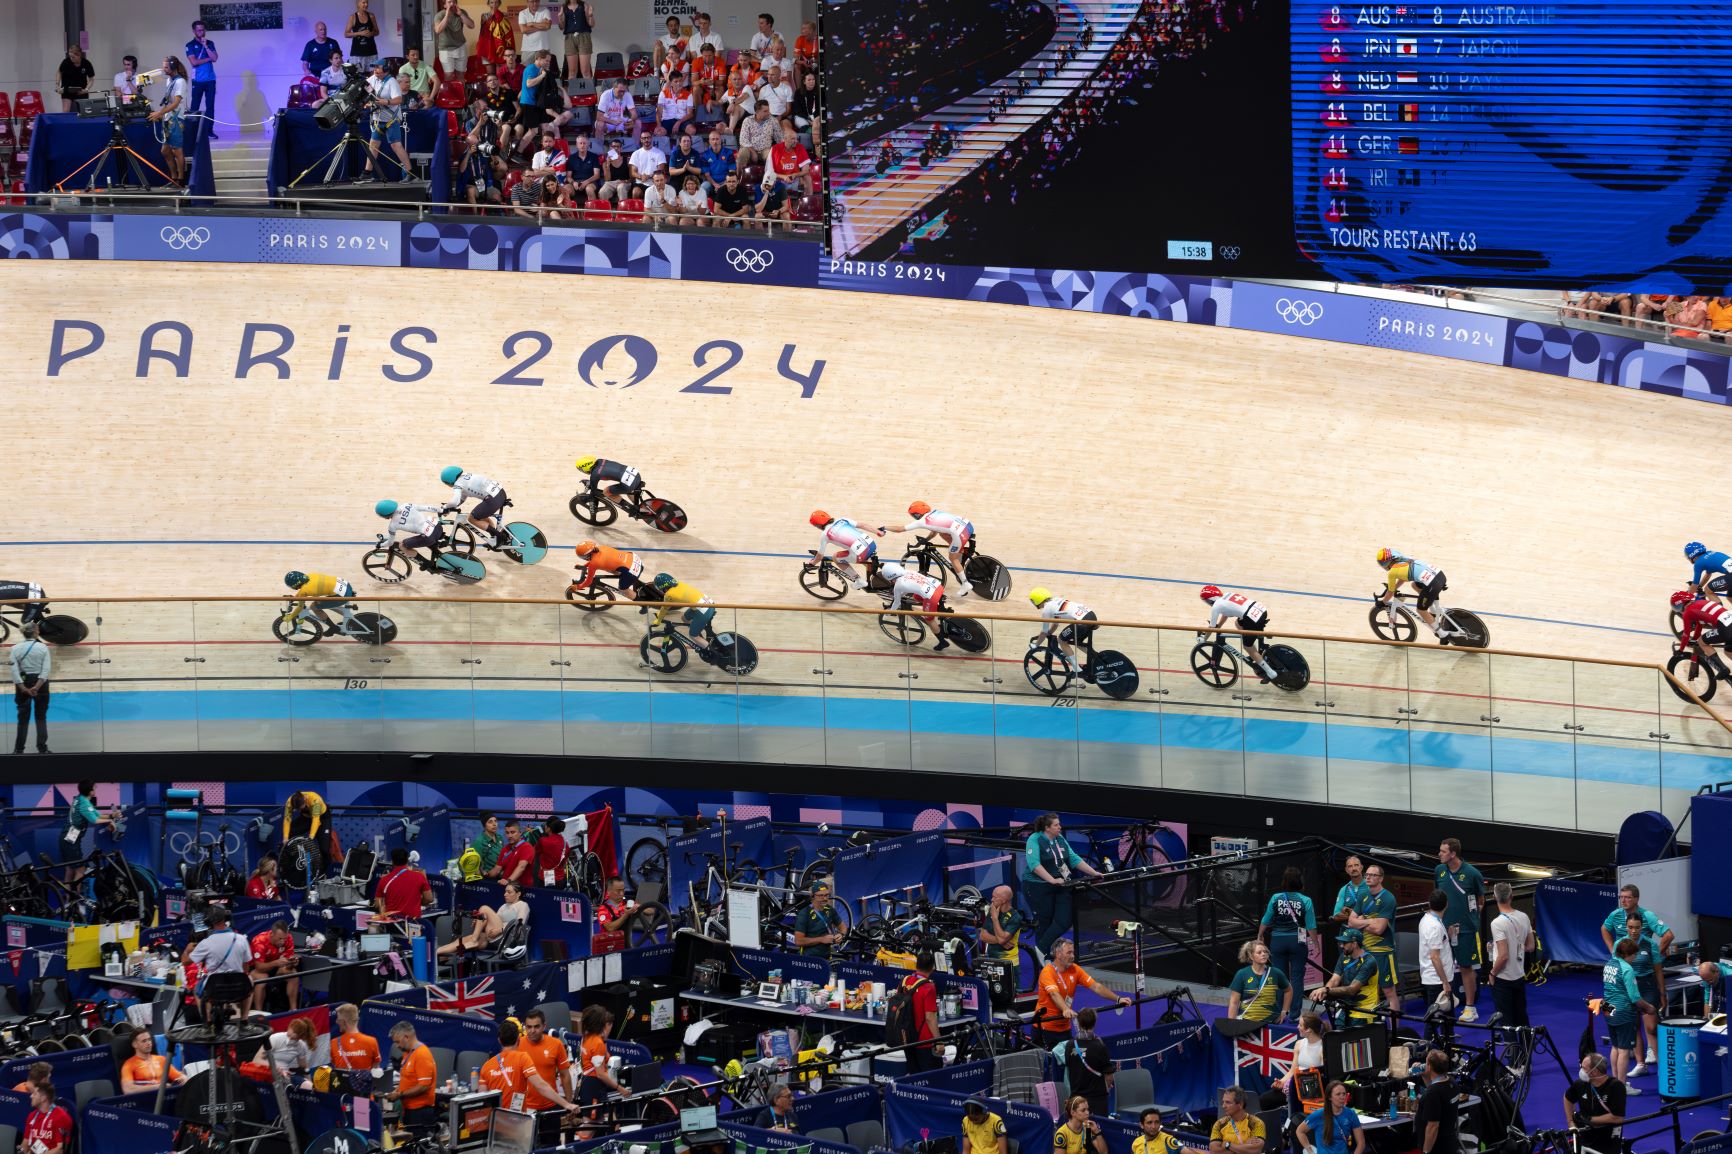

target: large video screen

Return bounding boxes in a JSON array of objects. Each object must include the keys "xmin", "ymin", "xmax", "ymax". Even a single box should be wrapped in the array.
[{"xmin": 823, "ymin": 0, "xmax": 1732, "ymax": 290}]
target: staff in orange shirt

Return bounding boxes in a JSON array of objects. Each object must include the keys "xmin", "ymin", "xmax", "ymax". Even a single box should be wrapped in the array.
[
  {"xmin": 1034, "ymin": 938, "xmax": 1130, "ymax": 1052},
  {"xmin": 483, "ymin": 1019, "xmax": 580, "ymax": 1115},
  {"xmin": 519, "ymin": 1008, "xmax": 577, "ymax": 1146},
  {"xmin": 120, "ymin": 1030, "xmax": 185, "ymax": 1095},
  {"xmin": 1708, "ymin": 297, "xmax": 1732, "ymax": 342},
  {"xmin": 387, "ymin": 1022, "xmax": 439, "ymax": 1137},
  {"xmin": 576, "ymin": 1006, "xmax": 625, "ymax": 1113},
  {"xmin": 330, "ymin": 1003, "xmax": 381, "ymax": 1072}
]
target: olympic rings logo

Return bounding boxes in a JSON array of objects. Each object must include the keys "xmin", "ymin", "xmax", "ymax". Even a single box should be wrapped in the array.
[
  {"xmin": 1275, "ymin": 297, "xmax": 1325, "ymax": 325},
  {"xmin": 726, "ymin": 247, "xmax": 774, "ymax": 274},
  {"xmin": 160, "ymin": 225, "xmax": 211, "ymax": 251},
  {"xmin": 1219, "ymin": 245, "xmax": 1242, "ymax": 260}
]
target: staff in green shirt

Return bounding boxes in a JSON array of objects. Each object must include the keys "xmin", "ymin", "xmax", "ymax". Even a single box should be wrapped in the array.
[
  {"xmin": 1435, "ymin": 838, "xmax": 1486, "ymax": 1021},
  {"xmin": 470, "ymin": 813, "xmax": 505, "ymax": 879},
  {"xmin": 793, "ymin": 884, "xmax": 844, "ymax": 956},
  {"xmin": 1601, "ymin": 937, "xmax": 1655, "ymax": 1089}
]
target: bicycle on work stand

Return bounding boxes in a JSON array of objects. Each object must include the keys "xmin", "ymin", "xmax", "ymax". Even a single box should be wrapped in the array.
[
  {"xmin": 570, "ymin": 477, "xmax": 688, "ymax": 533},
  {"xmin": 1189, "ymin": 631, "xmax": 1310, "ymax": 691},
  {"xmin": 902, "ymin": 533, "xmax": 1012, "ymax": 601},
  {"xmin": 1368, "ymin": 588, "xmax": 1489, "ymax": 649}
]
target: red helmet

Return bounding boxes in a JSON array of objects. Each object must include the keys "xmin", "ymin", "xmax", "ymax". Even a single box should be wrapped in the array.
[
  {"xmin": 908, "ymin": 500, "xmax": 932, "ymax": 518},
  {"xmin": 1671, "ymin": 590, "xmax": 1696, "ymax": 610},
  {"xmin": 1200, "ymin": 585, "xmax": 1222, "ymax": 603},
  {"xmin": 809, "ymin": 510, "xmax": 832, "ymax": 528}
]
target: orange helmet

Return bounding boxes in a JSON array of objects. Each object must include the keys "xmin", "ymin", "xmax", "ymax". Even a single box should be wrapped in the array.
[
  {"xmin": 809, "ymin": 510, "xmax": 832, "ymax": 528},
  {"xmin": 908, "ymin": 500, "xmax": 932, "ymax": 518},
  {"xmin": 574, "ymin": 540, "xmax": 598, "ymax": 556}
]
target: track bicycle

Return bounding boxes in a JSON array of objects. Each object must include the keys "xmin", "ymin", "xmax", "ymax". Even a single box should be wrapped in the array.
[
  {"xmin": 875, "ymin": 592, "xmax": 991, "ymax": 653},
  {"xmin": 1022, "ymin": 634, "xmax": 1140, "ymax": 700},
  {"xmin": 622, "ymin": 817, "xmax": 699, "ymax": 891},
  {"xmin": 444, "ymin": 498, "xmax": 548, "ymax": 564},
  {"xmin": 640, "ymin": 615, "xmax": 759, "ymax": 677},
  {"xmin": 570, "ymin": 478, "xmax": 688, "ymax": 533},
  {"xmin": 798, "ymin": 551, "xmax": 887, "ymax": 601},
  {"xmin": 1368, "ymin": 588, "xmax": 1489, "ymax": 648},
  {"xmin": 1667, "ymin": 642, "xmax": 1727, "ymax": 702},
  {"xmin": 0, "ymin": 603, "xmax": 88, "ymax": 646},
  {"xmin": 172, "ymin": 821, "xmax": 244, "ymax": 894},
  {"xmin": 1188, "ymin": 632, "xmax": 1311, "ymax": 691},
  {"xmin": 361, "ymin": 519, "xmax": 488, "ymax": 585},
  {"xmin": 565, "ymin": 569, "xmax": 643, "ymax": 612},
  {"xmin": 902, "ymin": 533, "xmax": 1012, "ymax": 601},
  {"xmin": 270, "ymin": 598, "xmax": 398, "ymax": 646}
]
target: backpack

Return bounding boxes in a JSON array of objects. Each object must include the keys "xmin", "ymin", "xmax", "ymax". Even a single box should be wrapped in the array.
[{"xmin": 885, "ymin": 975, "xmax": 928, "ymax": 1049}]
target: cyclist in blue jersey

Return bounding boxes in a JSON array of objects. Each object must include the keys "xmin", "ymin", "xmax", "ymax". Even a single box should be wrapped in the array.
[
  {"xmin": 1686, "ymin": 541, "xmax": 1732, "ymax": 605},
  {"xmin": 1601, "ymin": 938, "xmax": 1655, "ymax": 1092}
]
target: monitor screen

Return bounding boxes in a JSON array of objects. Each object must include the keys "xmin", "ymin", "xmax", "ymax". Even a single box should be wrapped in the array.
[
  {"xmin": 359, "ymin": 932, "xmax": 392, "ymax": 954},
  {"xmin": 680, "ymin": 1106, "xmax": 718, "ymax": 1134},
  {"xmin": 488, "ymin": 1108, "xmax": 536, "ymax": 1154},
  {"xmin": 1323, "ymin": 1023, "xmax": 1389, "ymax": 1081}
]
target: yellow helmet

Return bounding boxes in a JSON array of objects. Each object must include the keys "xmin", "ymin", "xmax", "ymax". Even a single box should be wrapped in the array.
[
  {"xmin": 1375, "ymin": 547, "xmax": 1395, "ymax": 568},
  {"xmin": 1028, "ymin": 587, "xmax": 1053, "ymax": 608},
  {"xmin": 575, "ymin": 456, "xmax": 598, "ymax": 473}
]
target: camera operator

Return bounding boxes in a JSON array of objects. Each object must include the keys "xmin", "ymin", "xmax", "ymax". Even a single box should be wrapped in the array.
[
  {"xmin": 1562, "ymin": 1053, "xmax": 1625, "ymax": 1154},
  {"xmin": 362, "ymin": 60, "xmax": 413, "ymax": 183},
  {"xmin": 147, "ymin": 57, "xmax": 188, "ymax": 185},
  {"xmin": 461, "ymin": 99, "xmax": 504, "ymax": 207},
  {"xmin": 978, "ymin": 885, "xmax": 1024, "ymax": 966}
]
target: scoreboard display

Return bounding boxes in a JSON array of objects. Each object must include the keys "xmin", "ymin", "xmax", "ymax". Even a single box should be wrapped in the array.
[{"xmin": 1290, "ymin": 3, "xmax": 1732, "ymax": 289}]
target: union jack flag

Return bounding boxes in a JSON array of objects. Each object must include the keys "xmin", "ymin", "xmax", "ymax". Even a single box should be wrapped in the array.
[
  {"xmin": 1235, "ymin": 1027, "xmax": 1296, "ymax": 1080},
  {"xmin": 427, "ymin": 977, "xmax": 495, "ymax": 1017}
]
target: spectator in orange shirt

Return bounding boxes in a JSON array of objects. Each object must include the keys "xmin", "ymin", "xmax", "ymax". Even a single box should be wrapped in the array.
[
  {"xmin": 248, "ymin": 919, "xmax": 300, "ymax": 1012},
  {"xmin": 794, "ymin": 21, "xmax": 818, "ymax": 83},
  {"xmin": 1034, "ymin": 939, "xmax": 1130, "ymax": 1051},
  {"xmin": 246, "ymin": 854, "xmax": 280, "ymax": 901},
  {"xmin": 1707, "ymin": 297, "xmax": 1732, "ymax": 341},
  {"xmin": 483, "ymin": 1018, "xmax": 579, "ymax": 1115},
  {"xmin": 376, "ymin": 846, "xmax": 434, "ymax": 920},
  {"xmin": 330, "ymin": 1002, "xmax": 382, "ymax": 1072},
  {"xmin": 519, "ymin": 1008, "xmax": 577, "ymax": 1146},
  {"xmin": 387, "ymin": 1021, "xmax": 439, "ymax": 1135},
  {"xmin": 691, "ymin": 44, "xmax": 725, "ymax": 111},
  {"xmin": 121, "ymin": 1029, "xmax": 186, "ymax": 1094}
]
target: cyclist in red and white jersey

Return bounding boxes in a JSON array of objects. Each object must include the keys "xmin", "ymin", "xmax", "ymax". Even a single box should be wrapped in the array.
[
  {"xmin": 810, "ymin": 510, "xmax": 884, "ymax": 589},
  {"xmin": 1200, "ymin": 585, "xmax": 1271, "ymax": 663},
  {"xmin": 898, "ymin": 501, "xmax": 974, "ymax": 595},
  {"xmin": 1674, "ymin": 590, "xmax": 1732, "ymax": 654},
  {"xmin": 877, "ymin": 561, "xmax": 950, "ymax": 650}
]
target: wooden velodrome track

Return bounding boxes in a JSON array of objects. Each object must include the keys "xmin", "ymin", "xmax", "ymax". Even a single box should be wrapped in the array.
[{"xmin": 5, "ymin": 261, "xmax": 1729, "ymax": 829}]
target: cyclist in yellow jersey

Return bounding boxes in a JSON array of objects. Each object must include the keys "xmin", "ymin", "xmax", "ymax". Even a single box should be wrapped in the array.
[
  {"xmin": 1375, "ymin": 547, "xmax": 1447, "ymax": 630},
  {"xmin": 282, "ymin": 571, "xmax": 359, "ymax": 635},
  {"xmin": 649, "ymin": 573, "xmax": 715, "ymax": 639}
]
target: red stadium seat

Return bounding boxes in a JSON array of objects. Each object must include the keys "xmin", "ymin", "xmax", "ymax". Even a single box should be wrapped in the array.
[
  {"xmin": 793, "ymin": 194, "xmax": 823, "ymax": 222},
  {"xmin": 466, "ymin": 57, "xmax": 486, "ymax": 83},
  {"xmin": 593, "ymin": 52, "xmax": 625, "ymax": 81},
  {"xmin": 286, "ymin": 79, "xmax": 321, "ymax": 110},
  {"xmin": 582, "ymin": 197, "xmax": 612, "ymax": 221},
  {"xmin": 616, "ymin": 197, "xmax": 644, "ymax": 222},
  {"xmin": 17, "ymin": 118, "xmax": 33, "ymax": 150},
  {"xmin": 15, "ymin": 91, "xmax": 45, "ymax": 122},
  {"xmin": 434, "ymin": 79, "xmax": 467, "ymax": 109},
  {"xmin": 5, "ymin": 179, "xmax": 24, "ymax": 207},
  {"xmin": 0, "ymin": 93, "xmax": 13, "ymax": 121},
  {"xmin": 501, "ymin": 169, "xmax": 523, "ymax": 201}
]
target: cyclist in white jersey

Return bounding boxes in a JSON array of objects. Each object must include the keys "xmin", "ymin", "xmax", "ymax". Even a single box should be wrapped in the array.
[
  {"xmin": 898, "ymin": 500, "xmax": 974, "ymax": 596},
  {"xmin": 877, "ymin": 561, "xmax": 951, "ymax": 651},
  {"xmin": 438, "ymin": 466, "xmax": 509, "ymax": 546},
  {"xmin": 1200, "ymin": 585, "xmax": 1271, "ymax": 662},
  {"xmin": 1027, "ymin": 588, "xmax": 1096, "ymax": 669},
  {"xmin": 375, "ymin": 500, "xmax": 447, "ymax": 570},
  {"xmin": 809, "ymin": 510, "xmax": 884, "ymax": 589}
]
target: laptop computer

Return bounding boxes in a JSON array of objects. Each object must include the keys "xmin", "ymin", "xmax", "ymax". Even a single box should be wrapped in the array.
[
  {"xmin": 487, "ymin": 1108, "xmax": 537, "ymax": 1153},
  {"xmin": 680, "ymin": 1105, "xmax": 727, "ymax": 1146},
  {"xmin": 628, "ymin": 1060, "xmax": 664, "ymax": 1094}
]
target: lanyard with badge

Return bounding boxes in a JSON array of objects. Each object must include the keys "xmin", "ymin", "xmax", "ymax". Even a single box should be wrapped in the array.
[{"xmin": 1443, "ymin": 869, "xmax": 1474, "ymax": 943}]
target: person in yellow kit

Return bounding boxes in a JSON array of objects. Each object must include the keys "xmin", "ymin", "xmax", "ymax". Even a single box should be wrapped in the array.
[
  {"xmin": 282, "ymin": 571, "xmax": 360, "ymax": 636},
  {"xmin": 649, "ymin": 573, "xmax": 715, "ymax": 639}
]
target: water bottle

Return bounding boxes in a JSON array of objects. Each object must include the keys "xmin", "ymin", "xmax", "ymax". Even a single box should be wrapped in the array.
[{"xmin": 1387, "ymin": 1094, "xmax": 1397, "ymax": 1121}]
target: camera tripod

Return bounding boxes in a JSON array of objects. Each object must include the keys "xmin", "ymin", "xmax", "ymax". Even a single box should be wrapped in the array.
[
  {"xmin": 287, "ymin": 117, "xmax": 373, "ymax": 186},
  {"xmin": 56, "ymin": 119, "xmax": 173, "ymax": 192}
]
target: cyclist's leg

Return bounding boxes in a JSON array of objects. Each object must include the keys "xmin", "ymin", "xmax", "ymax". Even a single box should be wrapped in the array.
[{"xmin": 1416, "ymin": 574, "xmax": 1444, "ymax": 629}]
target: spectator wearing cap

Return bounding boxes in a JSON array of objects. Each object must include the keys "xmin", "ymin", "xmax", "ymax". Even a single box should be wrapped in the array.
[
  {"xmin": 9, "ymin": 621, "xmax": 52, "ymax": 754},
  {"xmin": 962, "ymin": 1096, "xmax": 1008, "ymax": 1154},
  {"xmin": 597, "ymin": 78, "xmax": 634, "ymax": 138},
  {"xmin": 793, "ymin": 883, "xmax": 844, "ymax": 955},
  {"xmin": 398, "ymin": 46, "xmax": 434, "ymax": 109},
  {"xmin": 737, "ymin": 101, "xmax": 777, "ymax": 168},
  {"xmin": 301, "ymin": 21, "xmax": 340, "ymax": 78},
  {"xmin": 629, "ymin": 130, "xmax": 668, "ymax": 187},
  {"xmin": 566, "ymin": 134, "xmax": 602, "ymax": 202},
  {"xmin": 659, "ymin": 77, "xmax": 697, "ymax": 139},
  {"xmin": 763, "ymin": 122, "xmax": 812, "ymax": 219},
  {"xmin": 699, "ymin": 129, "xmax": 735, "ymax": 191},
  {"xmin": 677, "ymin": 175, "xmax": 710, "ymax": 226},
  {"xmin": 1309, "ymin": 929, "xmax": 1380, "ymax": 1025},
  {"xmin": 182, "ymin": 907, "xmax": 253, "ymax": 1016},
  {"xmin": 709, "ymin": 169, "xmax": 754, "ymax": 226}
]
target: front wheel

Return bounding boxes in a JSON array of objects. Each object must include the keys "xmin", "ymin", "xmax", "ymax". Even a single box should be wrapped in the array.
[
  {"xmin": 448, "ymin": 523, "xmax": 479, "ymax": 558},
  {"xmin": 272, "ymin": 613, "xmax": 323, "ymax": 647},
  {"xmin": 1023, "ymin": 642, "xmax": 1073, "ymax": 696},
  {"xmin": 1441, "ymin": 609, "xmax": 1490, "ymax": 649},
  {"xmin": 569, "ymin": 491, "xmax": 620, "ymax": 527},
  {"xmin": 626, "ymin": 901, "xmax": 673, "ymax": 947},
  {"xmin": 799, "ymin": 560, "xmax": 849, "ymax": 601},
  {"xmin": 1190, "ymin": 641, "xmax": 1240, "ymax": 689},
  {"xmin": 1667, "ymin": 650, "xmax": 1717, "ymax": 702},
  {"xmin": 878, "ymin": 612, "xmax": 926, "ymax": 647},
  {"xmin": 362, "ymin": 546, "xmax": 412, "ymax": 584},
  {"xmin": 625, "ymin": 837, "xmax": 669, "ymax": 888},
  {"xmin": 640, "ymin": 629, "xmax": 689, "ymax": 674},
  {"xmin": 565, "ymin": 581, "xmax": 618, "ymax": 612},
  {"xmin": 1368, "ymin": 600, "xmax": 1418, "ymax": 642}
]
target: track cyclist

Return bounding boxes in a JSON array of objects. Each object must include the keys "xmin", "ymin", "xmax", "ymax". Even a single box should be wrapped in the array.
[
  {"xmin": 1374, "ymin": 547, "xmax": 1447, "ymax": 632},
  {"xmin": 375, "ymin": 499, "xmax": 448, "ymax": 571},
  {"xmin": 1028, "ymin": 587, "xmax": 1096, "ymax": 670},
  {"xmin": 811, "ymin": 511, "xmax": 885, "ymax": 589},
  {"xmin": 282, "ymin": 571, "xmax": 361, "ymax": 634},
  {"xmin": 0, "ymin": 580, "xmax": 48, "ymax": 624},
  {"xmin": 572, "ymin": 541, "xmax": 647, "ymax": 604},
  {"xmin": 1673, "ymin": 589, "xmax": 1732, "ymax": 665},
  {"xmin": 898, "ymin": 501, "xmax": 974, "ymax": 595},
  {"xmin": 1199, "ymin": 585, "xmax": 1272, "ymax": 669},
  {"xmin": 1685, "ymin": 542, "xmax": 1732, "ymax": 606},
  {"xmin": 438, "ymin": 466, "xmax": 509, "ymax": 547},
  {"xmin": 648, "ymin": 572, "xmax": 716, "ymax": 640},
  {"xmin": 877, "ymin": 561, "xmax": 950, "ymax": 651},
  {"xmin": 575, "ymin": 455, "xmax": 645, "ymax": 511}
]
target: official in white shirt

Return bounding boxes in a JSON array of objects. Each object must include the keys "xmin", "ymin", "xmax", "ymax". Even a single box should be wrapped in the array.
[
  {"xmin": 1489, "ymin": 882, "xmax": 1534, "ymax": 1027},
  {"xmin": 1418, "ymin": 889, "xmax": 1456, "ymax": 1013}
]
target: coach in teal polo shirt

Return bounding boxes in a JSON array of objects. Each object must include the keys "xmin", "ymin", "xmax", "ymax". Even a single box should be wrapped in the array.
[{"xmin": 1600, "ymin": 883, "xmax": 1673, "ymax": 956}]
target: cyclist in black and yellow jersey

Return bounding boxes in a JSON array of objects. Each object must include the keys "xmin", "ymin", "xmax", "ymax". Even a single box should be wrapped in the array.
[
  {"xmin": 1375, "ymin": 547, "xmax": 1447, "ymax": 631},
  {"xmin": 1344, "ymin": 862, "xmax": 1401, "ymax": 1015},
  {"xmin": 282, "ymin": 571, "xmax": 360, "ymax": 636}
]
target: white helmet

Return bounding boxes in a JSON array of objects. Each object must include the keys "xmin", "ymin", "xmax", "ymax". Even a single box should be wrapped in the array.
[{"xmin": 879, "ymin": 561, "xmax": 906, "ymax": 582}]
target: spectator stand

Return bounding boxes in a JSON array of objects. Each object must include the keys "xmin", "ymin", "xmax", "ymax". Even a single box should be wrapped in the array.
[{"xmin": 23, "ymin": 113, "xmax": 216, "ymax": 201}]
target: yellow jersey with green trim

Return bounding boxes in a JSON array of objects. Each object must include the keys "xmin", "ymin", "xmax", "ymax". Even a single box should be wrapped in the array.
[{"xmin": 652, "ymin": 582, "xmax": 708, "ymax": 626}]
